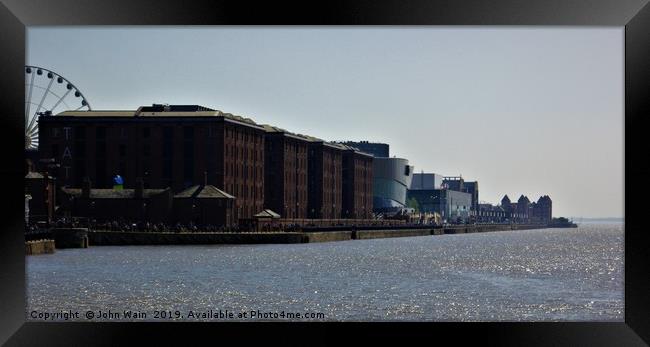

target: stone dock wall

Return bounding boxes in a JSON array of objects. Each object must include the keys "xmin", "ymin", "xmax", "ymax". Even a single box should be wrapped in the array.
[
  {"xmin": 88, "ymin": 231, "xmax": 305, "ymax": 245},
  {"xmin": 84, "ymin": 224, "xmax": 545, "ymax": 246},
  {"xmin": 355, "ymin": 229, "xmax": 432, "ymax": 240},
  {"xmin": 303, "ymin": 231, "xmax": 353, "ymax": 243},
  {"xmin": 25, "ymin": 239, "xmax": 56, "ymax": 255}
]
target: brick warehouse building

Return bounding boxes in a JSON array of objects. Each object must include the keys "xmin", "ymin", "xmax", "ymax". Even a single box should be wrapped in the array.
[
  {"xmin": 263, "ymin": 125, "xmax": 310, "ymax": 219},
  {"xmin": 308, "ymin": 140, "xmax": 344, "ymax": 219},
  {"xmin": 342, "ymin": 146, "xmax": 374, "ymax": 219},
  {"xmin": 38, "ymin": 104, "xmax": 265, "ymax": 221},
  {"xmin": 37, "ymin": 104, "xmax": 375, "ymax": 225}
]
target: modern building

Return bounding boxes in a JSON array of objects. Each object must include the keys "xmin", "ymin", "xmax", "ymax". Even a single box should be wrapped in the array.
[
  {"xmin": 337, "ymin": 141, "xmax": 389, "ymax": 158},
  {"xmin": 38, "ymin": 104, "xmax": 266, "ymax": 221},
  {"xmin": 410, "ymin": 172, "xmax": 444, "ymax": 190},
  {"xmin": 372, "ymin": 157, "xmax": 414, "ymax": 212},
  {"xmin": 442, "ymin": 176, "xmax": 479, "ymax": 212},
  {"xmin": 406, "ymin": 188, "xmax": 472, "ymax": 223},
  {"xmin": 307, "ymin": 141, "xmax": 344, "ymax": 219},
  {"xmin": 339, "ymin": 141, "xmax": 413, "ymax": 214},
  {"xmin": 263, "ymin": 125, "xmax": 310, "ymax": 219},
  {"xmin": 341, "ymin": 146, "xmax": 374, "ymax": 219}
]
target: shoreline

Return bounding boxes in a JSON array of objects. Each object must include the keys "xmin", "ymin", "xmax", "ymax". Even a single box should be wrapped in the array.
[
  {"xmin": 25, "ymin": 224, "xmax": 565, "ymax": 252},
  {"xmin": 84, "ymin": 224, "xmax": 547, "ymax": 246}
]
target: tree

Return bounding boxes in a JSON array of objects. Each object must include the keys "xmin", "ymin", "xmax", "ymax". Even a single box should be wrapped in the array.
[{"xmin": 406, "ymin": 197, "xmax": 420, "ymax": 213}]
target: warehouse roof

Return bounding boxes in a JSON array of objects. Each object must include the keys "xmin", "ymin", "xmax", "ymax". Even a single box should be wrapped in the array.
[
  {"xmin": 55, "ymin": 104, "xmax": 260, "ymax": 127},
  {"xmin": 174, "ymin": 185, "xmax": 235, "ymax": 199},
  {"xmin": 61, "ymin": 188, "xmax": 169, "ymax": 199}
]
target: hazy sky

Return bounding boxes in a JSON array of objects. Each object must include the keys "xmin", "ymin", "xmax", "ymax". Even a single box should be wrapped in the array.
[{"xmin": 27, "ymin": 27, "xmax": 623, "ymax": 218}]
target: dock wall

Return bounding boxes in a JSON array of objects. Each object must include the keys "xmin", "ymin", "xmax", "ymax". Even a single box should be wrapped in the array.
[
  {"xmin": 77, "ymin": 224, "xmax": 547, "ymax": 246},
  {"xmin": 303, "ymin": 231, "xmax": 353, "ymax": 243},
  {"xmin": 88, "ymin": 231, "xmax": 305, "ymax": 245},
  {"xmin": 355, "ymin": 229, "xmax": 432, "ymax": 240}
]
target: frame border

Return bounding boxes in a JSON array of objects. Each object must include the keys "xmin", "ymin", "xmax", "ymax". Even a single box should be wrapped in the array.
[{"xmin": 1, "ymin": 0, "xmax": 648, "ymax": 345}]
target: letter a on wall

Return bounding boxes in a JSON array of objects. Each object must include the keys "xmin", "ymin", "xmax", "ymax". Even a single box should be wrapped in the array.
[{"xmin": 62, "ymin": 146, "xmax": 72, "ymax": 159}]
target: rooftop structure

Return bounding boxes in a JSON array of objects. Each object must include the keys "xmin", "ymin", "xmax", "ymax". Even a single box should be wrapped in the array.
[{"xmin": 337, "ymin": 141, "xmax": 389, "ymax": 158}]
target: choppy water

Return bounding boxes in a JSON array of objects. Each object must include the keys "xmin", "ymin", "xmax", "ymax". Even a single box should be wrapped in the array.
[{"xmin": 26, "ymin": 223, "xmax": 623, "ymax": 321}]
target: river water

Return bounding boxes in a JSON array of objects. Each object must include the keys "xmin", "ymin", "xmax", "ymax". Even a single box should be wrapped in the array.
[{"xmin": 26, "ymin": 223, "xmax": 623, "ymax": 321}]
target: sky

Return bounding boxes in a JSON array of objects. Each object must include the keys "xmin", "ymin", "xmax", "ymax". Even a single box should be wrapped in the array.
[{"xmin": 27, "ymin": 27, "xmax": 624, "ymax": 218}]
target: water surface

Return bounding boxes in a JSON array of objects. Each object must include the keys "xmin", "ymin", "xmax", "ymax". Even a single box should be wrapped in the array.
[{"xmin": 27, "ymin": 223, "xmax": 623, "ymax": 321}]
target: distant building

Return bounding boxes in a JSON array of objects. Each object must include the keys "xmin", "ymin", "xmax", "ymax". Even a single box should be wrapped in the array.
[
  {"xmin": 372, "ymin": 157, "xmax": 414, "ymax": 212},
  {"xmin": 442, "ymin": 176, "xmax": 479, "ymax": 212},
  {"xmin": 476, "ymin": 203, "xmax": 507, "ymax": 223},
  {"xmin": 407, "ymin": 188, "xmax": 472, "ymax": 223},
  {"xmin": 410, "ymin": 172, "xmax": 444, "ymax": 190},
  {"xmin": 338, "ymin": 141, "xmax": 389, "ymax": 158},
  {"xmin": 500, "ymin": 194, "xmax": 552, "ymax": 224},
  {"xmin": 533, "ymin": 195, "xmax": 552, "ymax": 224}
]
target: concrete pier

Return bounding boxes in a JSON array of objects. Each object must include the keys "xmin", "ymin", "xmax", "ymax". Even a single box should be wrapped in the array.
[
  {"xmin": 52, "ymin": 228, "xmax": 89, "ymax": 249},
  {"xmin": 25, "ymin": 239, "xmax": 56, "ymax": 255}
]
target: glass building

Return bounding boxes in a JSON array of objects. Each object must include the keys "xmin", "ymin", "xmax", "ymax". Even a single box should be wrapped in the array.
[{"xmin": 372, "ymin": 157, "xmax": 413, "ymax": 212}]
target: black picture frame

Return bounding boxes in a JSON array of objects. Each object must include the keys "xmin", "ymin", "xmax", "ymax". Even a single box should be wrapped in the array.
[{"xmin": 1, "ymin": 0, "xmax": 648, "ymax": 345}]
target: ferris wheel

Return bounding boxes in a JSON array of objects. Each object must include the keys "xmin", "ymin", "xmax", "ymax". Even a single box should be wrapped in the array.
[{"xmin": 25, "ymin": 66, "xmax": 92, "ymax": 150}]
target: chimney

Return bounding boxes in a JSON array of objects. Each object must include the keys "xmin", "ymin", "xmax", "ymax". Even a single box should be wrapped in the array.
[
  {"xmin": 82, "ymin": 177, "xmax": 91, "ymax": 198},
  {"xmin": 204, "ymin": 171, "xmax": 208, "ymax": 186},
  {"xmin": 135, "ymin": 177, "xmax": 144, "ymax": 199}
]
